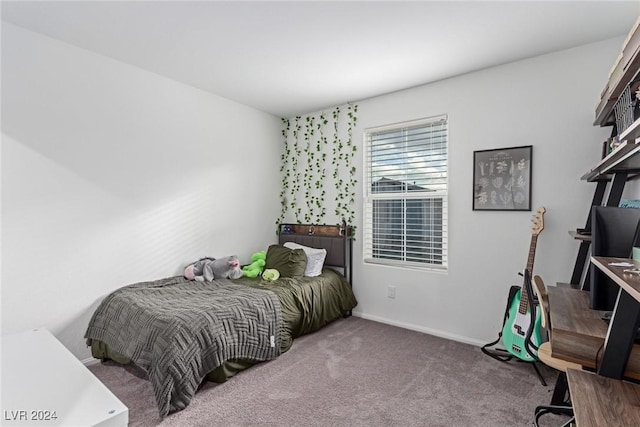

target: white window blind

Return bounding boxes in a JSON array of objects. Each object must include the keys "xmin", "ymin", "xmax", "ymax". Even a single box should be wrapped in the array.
[{"xmin": 364, "ymin": 115, "xmax": 448, "ymax": 269}]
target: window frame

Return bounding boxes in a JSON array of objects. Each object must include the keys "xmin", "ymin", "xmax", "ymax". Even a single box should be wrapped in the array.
[{"xmin": 363, "ymin": 115, "xmax": 449, "ymax": 271}]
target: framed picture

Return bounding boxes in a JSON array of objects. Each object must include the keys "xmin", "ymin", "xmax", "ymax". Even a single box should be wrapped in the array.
[{"xmin": 473, "ymin": 145, "xmax": 532, "ymax": 211}]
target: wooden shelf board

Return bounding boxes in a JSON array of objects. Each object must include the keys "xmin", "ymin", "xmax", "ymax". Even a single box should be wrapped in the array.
[
  {"xmin": 279, "ymin": 223, "xmax": 352, "ymax": 237},
  {"xmin": 569, "ymin": 230, "xmax": 592, "ymax": 242},
  {"xmin": 567, "ymin": 369, "xmax": 640, "ymax": 427},
  {"xmin": 594, "ymin": 31, "xmax": 640, "ymax": 126},
  {"xmin": 590, "ymin": 256, "xmax": 640, "ymax": 304},
  {"xmin": 581, "ymin": 169, "xmax": 612, "ymax": 182},
  {"xmin": 620, "ymin": 118, "xmax": 640, "ymax": 142},
  {"xmin": 547, "ymin": 286, "xmax": 640, "ymax": 379},
  {"xmin": 600, "ymin": 143, "xmax": 640, "ymax": 174},
  {"xmin": 581, "ymin": 143, "xmax": 640, "ymax": 181}
]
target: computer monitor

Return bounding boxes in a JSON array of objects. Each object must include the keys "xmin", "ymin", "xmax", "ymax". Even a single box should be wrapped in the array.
[{"xmin": 589, "ymin": 206, "xmax": 640, "ymax": 311}]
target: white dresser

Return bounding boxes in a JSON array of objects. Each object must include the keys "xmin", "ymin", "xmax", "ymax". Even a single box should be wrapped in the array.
[{"xmin": 1, "ymin": 328, "xmax": 128, "ymax": 426}]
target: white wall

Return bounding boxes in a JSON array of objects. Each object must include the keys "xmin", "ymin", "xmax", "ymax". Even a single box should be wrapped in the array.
[
  {"xmin": 3, "ymin": 23, "xmax": 639, "ymax": 362},
  {"xmin": 1, "ymin": 23, "xmax": 282, "ymax": 360},
  {"xmin": 348, "ymin": 37, "xmax": 640, "ymax": 345}
]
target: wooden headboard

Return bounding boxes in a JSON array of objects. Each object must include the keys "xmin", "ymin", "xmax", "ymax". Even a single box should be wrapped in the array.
[{"xmin": 278, "ymin": 223, "xmax": 353, "ymax": 285}]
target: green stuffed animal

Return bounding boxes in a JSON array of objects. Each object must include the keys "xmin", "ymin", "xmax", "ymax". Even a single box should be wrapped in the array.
[
  {"xmin": 242, "ymin": 251, "xmax": 266, "ymax": 278},
  {"xmin": 262, "ymin": 269, "xmax": 280, "ymax": 281}
]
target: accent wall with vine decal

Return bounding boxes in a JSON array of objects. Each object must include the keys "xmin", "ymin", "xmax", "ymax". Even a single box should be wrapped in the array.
[{"xmin": 277, "ymin": 104, "xmax": 358, "ymax": 231}]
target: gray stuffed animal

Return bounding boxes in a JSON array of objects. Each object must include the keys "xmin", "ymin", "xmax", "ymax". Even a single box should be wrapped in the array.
[{"xmin": 184, "ymin": 256, "xmax": 243, "ymax": 281}]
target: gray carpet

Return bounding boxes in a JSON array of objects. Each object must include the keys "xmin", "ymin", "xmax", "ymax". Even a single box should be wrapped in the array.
[{"xmin": 88, "ymin": 317, "xmax": 569, "ymax": 426}]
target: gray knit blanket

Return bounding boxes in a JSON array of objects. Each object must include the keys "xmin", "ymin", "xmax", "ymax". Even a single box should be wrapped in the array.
[{"xmin": 85, "ymin": 276, "xmax": 281, "ymax": 417}]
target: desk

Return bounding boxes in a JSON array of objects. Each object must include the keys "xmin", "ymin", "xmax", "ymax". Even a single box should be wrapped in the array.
[
  {"xmin": 590, "ymin": 256, "xmax": 640, "ymax": 379},
  {"xmin": 548, "ymin": 257, "xmax": 640, "ymax": 426},
  {"xmin": 567, "ymin": 368, "xmax": 640, "ymax": 427},
  {"xmin": 547, "ymin": 285, "xmax": 640, "ymax": 380},
  {"xmin": 590, "ymin": 256, "xmax": 640, "ymax": 301}
]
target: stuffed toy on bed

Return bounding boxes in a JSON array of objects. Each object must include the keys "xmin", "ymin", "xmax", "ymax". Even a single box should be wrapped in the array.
[
  {"xmin": 261, "ymin": 268, "xmax": 280, "ymax": 281},
  {"xmin": 242, "ymin": 251, "xmax": 266, "ymax": 278},
  {"xmin": 184, "ymin": 256, "xmax": 243, "ymax": 281}
]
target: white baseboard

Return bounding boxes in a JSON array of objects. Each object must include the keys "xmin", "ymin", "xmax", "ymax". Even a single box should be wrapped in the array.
[
  {"xmin": 81, "ymin": 356, "xmax": 101, "ymax": 367},
  {"xmin": 351, "ymin": 311, "xmax": 486, "ymax": 347}
]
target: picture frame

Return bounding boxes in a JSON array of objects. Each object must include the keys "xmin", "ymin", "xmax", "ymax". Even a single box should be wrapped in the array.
[{"xmin": 472, "ymin": 145, "xmax": 532, "ymax": 211}]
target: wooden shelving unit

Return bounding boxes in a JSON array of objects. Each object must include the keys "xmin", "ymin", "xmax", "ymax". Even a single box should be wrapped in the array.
[
  {"xmin": 572, "ymin": 141, "xmax": 640, "ymax": 287},
  {"xmin": 562, "ymin": 17, "xmax": 640, "ymax": 426},
  {"xmin": 551, "ymin": 258, "xmax": 640, "ymax": 426},
  {"xmin": 570, "ymin": 17, "xmax": 640, "ymax": 289}
]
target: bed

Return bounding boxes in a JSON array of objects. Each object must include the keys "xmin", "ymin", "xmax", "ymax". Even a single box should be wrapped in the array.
[{"xmin": 85, "ymin": 223, "xmax": 357, "ymax": 417}]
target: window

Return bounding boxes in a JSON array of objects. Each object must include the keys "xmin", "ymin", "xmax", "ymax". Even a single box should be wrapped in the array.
[{"xmin": 363, "ymin": 115, "xmax": 448, "ymax": 269}]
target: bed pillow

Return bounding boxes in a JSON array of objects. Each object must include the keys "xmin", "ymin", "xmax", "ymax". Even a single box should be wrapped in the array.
[
  {"xmin": 283, "ymin": 242, "xmax": 327, "ymax": 277},
  {"xmin": 265, "ymin": 245, "xmax": 307, "ymax": 278}
]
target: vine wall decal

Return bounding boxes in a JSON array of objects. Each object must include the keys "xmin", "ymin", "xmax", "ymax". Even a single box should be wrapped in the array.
[{"xmin": 277, "ymin": 104, "xmax": 358, "ymax": 231}]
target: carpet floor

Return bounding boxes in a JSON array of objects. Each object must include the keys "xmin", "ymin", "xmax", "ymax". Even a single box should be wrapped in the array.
[{"xmin": 88, "ymin": 316, "xmax": 570, "ymax": 426}]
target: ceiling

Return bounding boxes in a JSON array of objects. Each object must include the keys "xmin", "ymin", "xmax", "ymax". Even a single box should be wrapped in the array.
[{"xmin": 2, "ymin": 1, "xmax": 639, "ymax": 117}]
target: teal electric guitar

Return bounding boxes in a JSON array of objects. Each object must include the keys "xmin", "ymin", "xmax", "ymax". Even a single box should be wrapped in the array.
[{"xmin": 501, "ymin": 207, "xmax": 546, "ymax": 362}]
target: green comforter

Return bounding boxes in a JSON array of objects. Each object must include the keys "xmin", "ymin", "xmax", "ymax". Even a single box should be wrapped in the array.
[
  {"xmin": 233, "ymin": 268, "xmax": 357, "ymax": 345},
  {"xmin": 90, "ymin": 268, "xmax": 357, "ymax": 391},
  {"xmin": 86, "ymin": 277, "xmax": 281, "ymax": 417}
]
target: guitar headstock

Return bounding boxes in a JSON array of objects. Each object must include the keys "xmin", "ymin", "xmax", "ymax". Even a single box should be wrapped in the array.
[{"xmin": 531, "ymin": 206, "xmax": 546, "ymax": 236}]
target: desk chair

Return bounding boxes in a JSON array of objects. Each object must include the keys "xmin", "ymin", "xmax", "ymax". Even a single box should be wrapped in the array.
[{"xmin": 531, "ymin": 275, "xmax": 581, "ymax": 427}]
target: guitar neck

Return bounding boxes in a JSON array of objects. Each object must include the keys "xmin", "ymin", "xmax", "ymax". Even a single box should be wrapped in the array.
[
  {"xmin": 526, "ymin": 234, "xmax": 538, "ymax": 273},
  {"xmin": 518, "ymin": 234, "xmax": 538, "ymax": 314}
]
